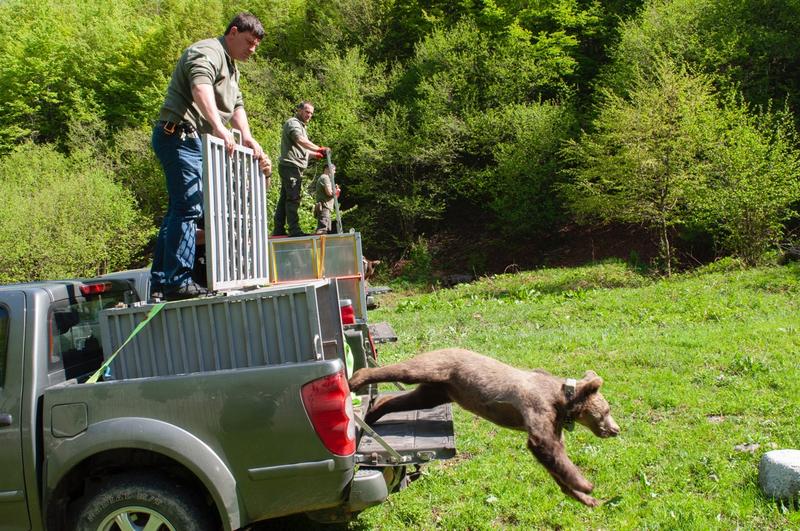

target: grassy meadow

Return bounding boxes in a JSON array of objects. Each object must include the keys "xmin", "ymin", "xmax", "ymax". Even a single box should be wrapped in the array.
[{"xmin": 350, "ymin": 260, "xmax": 800, "ymax": 530}]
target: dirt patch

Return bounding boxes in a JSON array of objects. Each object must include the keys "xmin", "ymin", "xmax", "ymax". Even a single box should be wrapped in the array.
[{"xmin": 437, "ymin": 450, "xmax": 474, "ymax": 470}]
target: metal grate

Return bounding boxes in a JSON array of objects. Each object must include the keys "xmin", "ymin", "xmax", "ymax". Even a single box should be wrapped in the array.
[
  {"xmin": 100, "ymin": 280, "xmax": 344, "ymax": 379},
  {"xmin": 202, "ymin": 134, "xmax": 270, "ymax": 291}
]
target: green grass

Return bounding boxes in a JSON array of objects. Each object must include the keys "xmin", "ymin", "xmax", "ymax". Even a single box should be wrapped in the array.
[{"xmin": 351, "ymin": 260, "xmax": 800, "ymax": 530}]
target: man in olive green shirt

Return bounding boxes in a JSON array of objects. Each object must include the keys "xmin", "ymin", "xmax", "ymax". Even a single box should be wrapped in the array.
[
  {"xmin": 151, "ymin": 12, "xmax": 271, "ymax": 301},
  {"xmin": 273, "ymin": 101, "xmax": 327, "ymax": 237}
]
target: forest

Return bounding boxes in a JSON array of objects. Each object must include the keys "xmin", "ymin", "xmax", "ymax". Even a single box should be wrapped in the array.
[{"xmin": 1, "ymin": 0, "xmax": 799, "ymax": 282}]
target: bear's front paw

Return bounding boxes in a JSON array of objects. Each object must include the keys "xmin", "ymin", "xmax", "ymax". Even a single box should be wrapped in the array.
[{"xmin": 574, "ymin": 491, "xmax": 599, "ymax": 507}]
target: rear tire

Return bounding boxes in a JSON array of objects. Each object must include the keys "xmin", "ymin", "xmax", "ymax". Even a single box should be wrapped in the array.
[{"xmin": 73, "ymin": 472, "xmax": 216, "ymax": 531}]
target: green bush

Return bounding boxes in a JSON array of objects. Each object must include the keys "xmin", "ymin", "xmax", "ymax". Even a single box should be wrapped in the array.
[
  {"xmin": 565, "ymin": 52, "xmax": 800, "ymax": 270},
  {"xmin": 692, "ymin": 102, "xmax": 800, "ymax": 264},
  {"xmin": 108, "ymin": 126, "xmax": 167, "ymax": 224},
  {"xmin": 606, "ymin": 0, "xmax": 800, "ymax": 114},
  {"xmin": 403, "ymin": 236, "xmax": 434, "ymax": 283},
  {"xmin": 465, "ymin": 102, "xmax": 576, "ymax": 236},
  {"xmin": 0, "ymin": 143, "xmax": 152, "ymax": 282}
]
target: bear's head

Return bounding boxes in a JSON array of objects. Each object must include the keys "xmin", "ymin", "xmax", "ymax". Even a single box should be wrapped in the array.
[{"xmin": 568, "ymin": 371, "xmax": 620, "ymax": 438}]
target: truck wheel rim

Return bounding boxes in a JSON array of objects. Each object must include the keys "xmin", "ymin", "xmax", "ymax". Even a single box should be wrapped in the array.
[{"xmin": 97, "ymin": 506, "xmax": 175, "ymax": 531}]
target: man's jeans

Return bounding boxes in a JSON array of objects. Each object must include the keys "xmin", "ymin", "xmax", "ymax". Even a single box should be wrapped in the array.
[{"xmin": 150, "ymin": 125, "xmax": 203, "ymax": 291}]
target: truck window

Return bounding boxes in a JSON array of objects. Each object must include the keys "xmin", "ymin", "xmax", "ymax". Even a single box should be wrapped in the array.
[
  {"xmin": 0, "ymin": 306, "xmax": 7, "ymax": 387},
  {"xmin": 49, "ymin": 289, "xmax": 130, "ymax": 381}
]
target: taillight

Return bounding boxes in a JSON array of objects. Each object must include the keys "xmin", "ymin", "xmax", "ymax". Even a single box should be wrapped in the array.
[
  {"xmin": 301, "ymin": 371, "xmax": 356, "ymax": 456},
  {"xmin": 339, "ymin": 299, "xmax": 355, "ymax": 325},
  {"xmin": 80, "ymin": 282, "xmax": 112, "ymax": 296}
]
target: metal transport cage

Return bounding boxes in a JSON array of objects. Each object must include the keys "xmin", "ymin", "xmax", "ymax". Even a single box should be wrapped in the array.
[
  {"xmin": 99, "ymin": 280, "xmax": 344, "ymax": 379},
  {"xmin": 98, "ymin": 135, "xmax": 364, "ymax": 380},
  {"xmin": 269, "ymin": 232, "xmax": 368, "ymax": 321}
]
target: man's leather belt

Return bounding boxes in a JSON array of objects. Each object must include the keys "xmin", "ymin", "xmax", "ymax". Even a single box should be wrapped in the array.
[{"xmin": 159, "ymin": 120, "xmax": 196, "ymax": 135}]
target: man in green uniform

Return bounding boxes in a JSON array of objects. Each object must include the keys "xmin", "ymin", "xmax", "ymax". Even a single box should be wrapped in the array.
[
  {"xmin": 273, "ymin": 101, "xmax": 327, "ymax": 237},
  {"xmin": 151, "ymin": 12, "xmax": 271, "ymax": 301},
  {"xmin": 314, "ymin": 164, "xmax": 339, "ymax": 234}
]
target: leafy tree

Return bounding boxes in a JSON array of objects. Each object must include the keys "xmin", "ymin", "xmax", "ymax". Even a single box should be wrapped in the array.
[
  {"xmin": 465, "ymin": 102, "xmax": 576, "ymax": 237},
  {"xmin": 346, "ymin": 102, "xmax": 449, "ymax": 251},
  {"xmin": 607, "ymin": 0, "xmax": 800, "ymax": 116},
  {"xmin": 562, "ymin": 58, "xmax": 716, "ymax": 274},
  {"xmin": 302, "ymin": 0, "xmax": 393, "ymax": 58}
]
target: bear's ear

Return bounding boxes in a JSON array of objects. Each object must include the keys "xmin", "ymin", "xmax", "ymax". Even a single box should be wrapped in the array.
[{"xmin": 576, "ymin": 371, "xmax": 603, "ymax": 399}]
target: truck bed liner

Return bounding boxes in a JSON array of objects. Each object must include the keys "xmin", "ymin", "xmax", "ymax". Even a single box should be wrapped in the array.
[{"xmin": 356, "ymin": 393, "xmax": 456, "ymax": 466}]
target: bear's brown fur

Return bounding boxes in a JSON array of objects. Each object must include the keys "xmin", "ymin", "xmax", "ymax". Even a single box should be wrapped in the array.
[
  {"xmin": 362, "ymin": 257, "xmax": 381, "ymax": 281},
  {"xmin": 349, "ymin": 348, "xmax": 619, "ymax": 507}
]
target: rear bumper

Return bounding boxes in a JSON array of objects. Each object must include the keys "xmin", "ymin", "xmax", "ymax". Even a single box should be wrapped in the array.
[
  {"xmin": 346, "ymin": 468, "xmax": 390, "ymax": 511},
  {"xmin": 304, "ymin": 467, "xmax": 389, "ymax": 523}
]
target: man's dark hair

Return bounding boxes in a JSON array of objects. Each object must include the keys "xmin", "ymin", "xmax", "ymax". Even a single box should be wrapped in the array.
[
  {"xmin": 225, "ymin": 12, "xmax": 265, "ymax": 39},
  {"xmin": 296, "ymin": 101, "xmax": 314, "ymax": 111}
]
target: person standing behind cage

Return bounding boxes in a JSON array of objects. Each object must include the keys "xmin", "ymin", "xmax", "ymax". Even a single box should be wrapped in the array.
[
  {"xmin": 150, "ymin": 12, "xmax": 272, "ymax": 302},
  {"xmin": 273, "ymin": 101, "xmax": 328, "ymax": 237},
  {"xmin": 314, "ymin": 164, "xmax": 340, "ymax": 235}
]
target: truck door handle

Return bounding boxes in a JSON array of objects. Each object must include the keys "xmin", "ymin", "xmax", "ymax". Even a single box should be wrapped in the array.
[{"xmin": 0, "ymin": 413, "xmax": 12, "ymax": 427}]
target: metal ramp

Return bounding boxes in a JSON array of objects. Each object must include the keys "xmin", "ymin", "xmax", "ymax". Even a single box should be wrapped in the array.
[{"xmin": 202, "ymin": 134, "xmax": 270, "ymax": 291}]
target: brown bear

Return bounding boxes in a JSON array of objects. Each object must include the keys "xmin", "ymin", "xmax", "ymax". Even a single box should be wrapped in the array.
[
  {"xmin": 349, "ymin": 348, "xmax": 620, "ymax": 507},
  {"xmin": 361, "ymin": 257, "xmax": 381, "ymax": 281}
]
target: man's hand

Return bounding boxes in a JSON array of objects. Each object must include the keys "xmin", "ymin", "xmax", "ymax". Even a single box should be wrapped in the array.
[
  {"xmin": 258, "ymin": 155, "xmax": 272, "ymax": 177},
  {"xmin": 213, "ymin": 125, "xmax": 236, "ymax": 156},
  {"xmin": 244, "ymin": 137, "xmax": 264, "ymax": 161},
  {"xmin": 307, "ymin": 146, "xmax": 329, "ymax": 160},
  {"xmin": 192, "ymin": 84, "xmax": 236, "ymax": 154}
]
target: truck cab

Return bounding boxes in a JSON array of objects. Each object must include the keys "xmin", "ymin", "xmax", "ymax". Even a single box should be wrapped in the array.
[
  {"xmin": 0, "ymin": 279, "xmax": 136, "ymax": 529},
  {"xmin": 0, "ymin": 274, "xmax": 454, "ymax": 530}
]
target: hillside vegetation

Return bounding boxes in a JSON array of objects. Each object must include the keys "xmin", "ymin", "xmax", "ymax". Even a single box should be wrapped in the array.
[{"xmin": 1, "ymin": 0, "xmax": 800, "ymax": 280}]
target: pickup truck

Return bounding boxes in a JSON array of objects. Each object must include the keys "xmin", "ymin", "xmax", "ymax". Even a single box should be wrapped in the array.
[{"xmin": 0, "ymin": 269, "xmax": 454, "ymax": 530}]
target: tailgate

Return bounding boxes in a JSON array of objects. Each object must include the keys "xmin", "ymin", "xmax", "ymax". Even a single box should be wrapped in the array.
[{"xmin": 355, "ymin": 392, "xmax": 456, "ymax": 466}]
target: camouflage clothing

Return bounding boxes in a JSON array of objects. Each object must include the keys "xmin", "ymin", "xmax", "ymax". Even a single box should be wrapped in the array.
[{"xmin": 314, "ymin": 173, "xmax": 335, "ymax": 234}]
